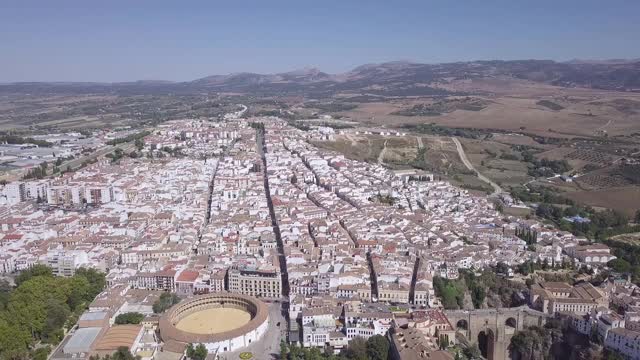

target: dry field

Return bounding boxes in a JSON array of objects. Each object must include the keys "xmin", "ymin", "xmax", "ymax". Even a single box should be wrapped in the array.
[
  {"xmin": 336, "ymin": 83, "xmax": 640, "ymax": 138},
  {"xmin": 457, "ymin": 138, "xmax": 531, "ymax": 187},
  {"xmin": 311, "ymin": 135, "xmax": 385, "ymax": 164},
  {"xmin": 381, "ymin": 136, "xmax": 419, "ymax": 165},
  {"xmin": 609, "ymin": 233, "xmax": 640, "ymax": 246},
  {"xmin": 313, "ymin": 133, "xmax": 467, "ymax": 174},
  {"xmin": 574, "ymin": 166, "xmax": 632, "ymax": 190},
  {"xmin": 175, "ymin": 308, "xmax": 251, "ymax": 334},
  {"xmin": 563, "ymin": 186, "xmax": 640, "ymax": 217},
  {"xmin": 312, "ymin": 130, "xmax": 640, "ymax": 214},
  {"xmin": 489, "ymin": 133, "xmax": 550, "ymax": 148}
]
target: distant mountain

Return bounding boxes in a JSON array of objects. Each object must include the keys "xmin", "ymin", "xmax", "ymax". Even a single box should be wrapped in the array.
[
  {"xmin": 2, "ymin": 59, "xmax": 640, "ymax": 96},
  {"xmin": 564, "ymin": 58, "xmax": 640, "ymax": 65}
]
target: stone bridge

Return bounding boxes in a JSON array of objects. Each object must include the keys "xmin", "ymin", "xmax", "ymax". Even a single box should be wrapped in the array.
[{"xmin": 445, "ymin": 306, "xmax": 549, "ymax": 360}]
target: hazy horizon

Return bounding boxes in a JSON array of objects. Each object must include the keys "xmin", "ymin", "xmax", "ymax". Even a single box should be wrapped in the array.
[
  {"xmin": 2, "ymin": 0, "xmax": 639, "ymax": 82},
  {"xmin": 4, "ymin": 57, "xmax": 640, "ymax": 84}
]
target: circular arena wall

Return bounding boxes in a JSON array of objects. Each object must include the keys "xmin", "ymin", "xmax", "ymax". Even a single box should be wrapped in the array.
[{"xmin": 159, "ymin": 292, "xmax": 269, "ymax": 354}]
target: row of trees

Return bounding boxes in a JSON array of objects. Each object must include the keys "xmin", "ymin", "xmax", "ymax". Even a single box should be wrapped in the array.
[
  {"xmin": 0, "ymin": 265, "xmax": 106, "ymax": 359},
  {"xmin": 105, "ymin": 131, "xmax": 150, "ymax": 146},
  {"xmin": 526, "ymin": 157, "xmax": 571, "ymax": 177},
  {"xmin": 516, "ymin": 258, "xmax": 575, "ymax": 276},
  {"xmin": 22, "ymin": 162, "xmax": 48, "ymax": 180},
  {"xmin": 0, "ymin": 134, "xmax": 52, "ymax": 147},
  {"xmin": 106, "ymin": 148, "xmax": 125, "ymax": 163},
  {"xmin": 280, "ymin": 335, "xmax": 390, "ymax": 360},
  {"xmin": 514, "ymin": 227, "xmax": 538, "ymax": 245},
  {"xmin": 510, "ymin": 184, "xmax": 574, "ymax": 205},
  {"xmin": 402, "ymin": 123, "xmax": 484, "ymax": 139}
]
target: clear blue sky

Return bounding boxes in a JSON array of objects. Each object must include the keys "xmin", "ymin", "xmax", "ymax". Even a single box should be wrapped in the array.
[{"xmin": 1, "ymin": 0, "xmax": 639, "ymax": 82}]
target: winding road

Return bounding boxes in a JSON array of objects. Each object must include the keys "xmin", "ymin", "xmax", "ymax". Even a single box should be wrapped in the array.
[{"xmin": 451, "ymin": 137, "xmax": 503, "ymax": 195}]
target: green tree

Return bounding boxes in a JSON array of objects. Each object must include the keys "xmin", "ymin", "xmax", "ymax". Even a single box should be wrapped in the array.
[
  {"xmin": 153, "ymin": 292, "xmax": 180, "ymax": 313},
  {"xmin": 134, "ymin": 138, "xmax": 145, "ymax": 151},
  {"xmin": 608, "ymin": 258, "xmax": 632, "ymax": 273},
  {"xmin": 66, "ymin": 275, "xmax": 91, "ymax": 311},
  {"xmin": 0, "ymin": 318, "xmax": 31, "ymax": 359},
  {"xmin": 43, "ymin": 299, "xmax": 70, "ymax": 343},
  {"xmin": 288, "ymin": 343, "xmax": 302, "ymax": 360},
  {"xmin": 470, "ymin": 284, "xmax": 486, "ymax": 309},
  {"xmin": 366, "ymin": 335, "xmax": 389, "ymax": 360},
  {"xmin": 74, "ymin": 267, "xmax": 106, "ymax": 299},
  {"xmin": 0, "ymin": 279, "xmax": 11, "ymax": 310},
  {"xmin": 111, "ymin": 346, "xmax": 140, "ymax": 360},
  {"xmin": 32, "ymin": 346, "xmax": 51, "ymax": 360},
  {"xmin": 186, "ymin": 343, "xmax": 207, "ymax": 360},
  {"xmin": 114, "ymin": 312, "xmax": 145, "ymax": 325},
  {"xmin": 303, "ymin": 347, "xmax": 325, "ymax": 360},
  {"xmin": 463, "ymin": 344, "xmax": 481, "ymax": 359},
  {"xmin": 343, "ymin": 337, "xmax": 368, "ymax": 360},
  {"xmin": 0, "ymin": 266, "xmax": 106, "ymax": 358},
  {"xmin": 495, "ymin": 262, "xmax": 509, "ymax": 275},
  {"xmin": 607, "ymin": 350, "xmax": 625, "ymax": 360},
  {"xmin": 432, "ymin": 275, "xmax": 463, "ymax": 310},
  {"xmin": 15, "ymin": 264, "xmax": 53, "ymax": 286},
  {"xmin": 280, "ymin": 340, "xmax": 288, "ymax": 359}
]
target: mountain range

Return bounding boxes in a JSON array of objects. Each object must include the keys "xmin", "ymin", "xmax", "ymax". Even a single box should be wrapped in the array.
[{"xmin": 2, "ymin": 59, "xmax": 640, "ymax": 97}]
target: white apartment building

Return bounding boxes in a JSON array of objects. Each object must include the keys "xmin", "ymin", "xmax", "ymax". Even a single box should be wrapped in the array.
[
  {"xmin": 228, "ymin": 266, "xmax": 282, "ymax": 299},
  {"xmin": 4, "ymin": 182, "xmax": 26, "ymax": 204},
  {"xmin": 605, "ymin": 328, "xmax": 640, "ymax": 360},
  {"xmin": 44, "ymin": 249, "xmax": 89, "ymax": 277}
]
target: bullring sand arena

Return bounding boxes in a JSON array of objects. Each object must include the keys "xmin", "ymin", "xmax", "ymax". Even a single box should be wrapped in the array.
[
  {"xmin": 159, "ymin": 293, "xmax": 270, "ymax": 353},
  {"xmin": 175, "ymin": 307, "xmax": 251, "ymax": 334}
]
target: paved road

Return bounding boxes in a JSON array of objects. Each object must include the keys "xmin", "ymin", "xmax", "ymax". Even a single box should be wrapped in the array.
[
  {"xmin": 218, "ymin": 301, "xmax": 286, "ymax": 360},
  {"xmin": 451, "ymin": 137, "xmax": 503, "ymax": 195}
]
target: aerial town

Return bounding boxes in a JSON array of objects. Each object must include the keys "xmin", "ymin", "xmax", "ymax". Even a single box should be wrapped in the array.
[{"xmin": 1, "ymin": 107, "xmax": 639, "ymax": 360}]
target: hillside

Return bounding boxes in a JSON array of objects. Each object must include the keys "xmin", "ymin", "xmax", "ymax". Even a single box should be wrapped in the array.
[{"xmin": 2, "ymin": 59, "xmax": 639, "ymax": 97}]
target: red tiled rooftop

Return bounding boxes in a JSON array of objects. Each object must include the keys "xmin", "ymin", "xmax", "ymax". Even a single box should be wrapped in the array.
[{"xmin": 176, "ymin": 270, "xmax": 199, "ymax": 282}]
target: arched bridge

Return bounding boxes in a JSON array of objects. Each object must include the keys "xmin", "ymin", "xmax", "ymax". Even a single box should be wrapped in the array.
[{"xmin": 445, "ymin": 306, "xmax": 549, "ymax": 360}]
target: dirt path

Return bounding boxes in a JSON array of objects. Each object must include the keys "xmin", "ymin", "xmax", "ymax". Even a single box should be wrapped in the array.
[
  {"xmin": 451, "ymin": 137, "xmax": 503, "ymax": 195},
  {"xmin": 344, "ymin": 133, "xmax": 358, "ymax": 146},
  {"xmin": 596, "ymin": 118, "xmax": 614, "ymax": 132},
  {"xmin": 378, "ymin": 139, "xmax": 388, "ymax": 165}
]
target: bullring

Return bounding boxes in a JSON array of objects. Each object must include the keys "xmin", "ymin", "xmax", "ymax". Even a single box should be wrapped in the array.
[{"xmin": 159, "ymin": 293, "xmax": 269, "ymax": 354}]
